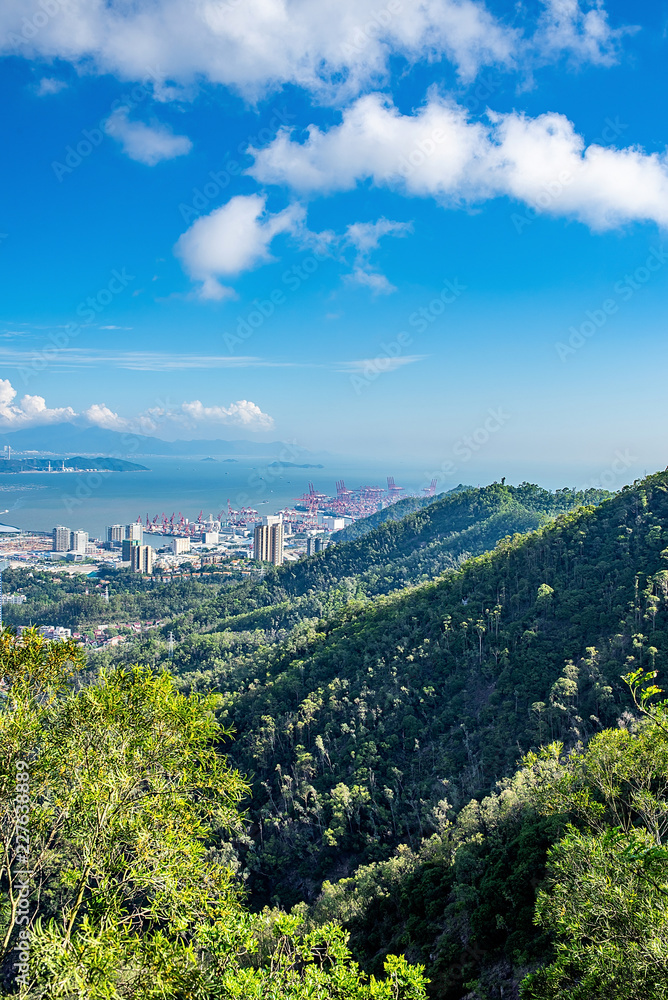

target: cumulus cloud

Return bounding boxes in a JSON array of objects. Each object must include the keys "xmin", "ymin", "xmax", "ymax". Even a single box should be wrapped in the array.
[
  {"xmin": 0, "ymin": 380, "xmax": 274, "ymax": 434},
  {"xmin": 249, "ymin": 93, "xmax": 485, "ymax": 196},
  {"xmin": 180, "ymin": 399, "xmax": 275, "ymax": 430},
  {"xmin": 82, "ymin": 403, "xmax": 162, "ymax": 434},
  {"xmin": 174, "ymin": 194, "xmax": 305, "ymax": 300},
  {"xmin": 0, "ymin": 0, "xmax": 631, "ymax": 101},
  {"xmin": 83, "ymin": 403, "xmax": 132, "ymax": 431},
  {"xmin": 105, "ymin": 108, "xmax": 192, "ymax": 165},
  {"xmin": 250, "ymin": 92, "xmax": 668, "ymax": 231},
  {"xmin": 0, "ymin": 379, "xmax": 76, "ymax": 428},
  {"xmin": 86, "ymin": 398, "xmax": 274, "ymax": 432}
]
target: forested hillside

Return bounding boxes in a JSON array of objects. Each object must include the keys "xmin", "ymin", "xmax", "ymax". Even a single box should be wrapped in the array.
[
  {"xmin": 162, "ymin": 482, "xmax": 610, "ymax": 648},
  {"xmin": 333, "ymin": 483, "xmax": 605, "ymax": 544},
  {"xmin": 167, "ymin": 474, "xmax": 668, "ymax": 914}
]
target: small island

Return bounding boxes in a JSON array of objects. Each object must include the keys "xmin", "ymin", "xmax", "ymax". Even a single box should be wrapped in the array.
[{"xmin": 0, "ymin": 456, "xmax": 149, "ymax": 473}]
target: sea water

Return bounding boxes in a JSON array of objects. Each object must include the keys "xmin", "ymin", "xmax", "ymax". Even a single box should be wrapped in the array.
[{"xmin": 0, "ymin": 455, "xmax": 440, "ymax": 538}]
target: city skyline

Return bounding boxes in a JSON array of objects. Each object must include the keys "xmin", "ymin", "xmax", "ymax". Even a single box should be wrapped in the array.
[{"xmin": 1, "ymin": 1, "xmax": 667, "ymax": 480}]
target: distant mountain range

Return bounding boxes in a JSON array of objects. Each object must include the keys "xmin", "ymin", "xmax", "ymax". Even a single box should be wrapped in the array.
[{"xmin": 0, "ymin": 424, "xmax": 312, "ymax": 459}]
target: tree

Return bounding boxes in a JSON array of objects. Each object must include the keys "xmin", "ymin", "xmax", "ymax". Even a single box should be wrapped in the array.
[
  {"xmin": 520, "ymin": 825, "xmax": 668, "ymax": 1000},
  {"xmin": 520, "ymin": 668, "xmax": 668, "ymax": 999},
  {"xmin": 0, "ymin": 630, "xmax": 427, "ymax": 999}
]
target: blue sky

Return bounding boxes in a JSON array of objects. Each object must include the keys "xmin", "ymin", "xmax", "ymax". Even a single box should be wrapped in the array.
[{"xmin": 1, "ymin": 0, "xmax": 668, "ymax": 486}]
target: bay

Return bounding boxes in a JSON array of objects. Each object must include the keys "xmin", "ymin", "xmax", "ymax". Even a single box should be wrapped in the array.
[{"xmin": 0, "ymin": 456, "xmax": 438, "ymax": 538}]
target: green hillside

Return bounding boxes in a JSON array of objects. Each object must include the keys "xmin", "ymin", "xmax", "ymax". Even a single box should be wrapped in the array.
[
  {"xmin": 166, "ymin": 482, "xmax": 610, "ymax": 648},
  {"xmin": 171, "ymin": 473, "xmax": 668, "ymax": 918}
]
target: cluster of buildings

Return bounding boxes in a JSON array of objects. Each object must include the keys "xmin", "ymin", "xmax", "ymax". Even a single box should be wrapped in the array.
[
  {"xmin": 17, "ymin": 624, "xmax": 73, "ymax": 641},
  {"xmin": 24, "ymin": 511, "xmax": 343, "ymax": 576},
  {"xmin": 52, "ymin": 526, "xmax": 92, "ymax": 557},
  {"xmin": 107, "ymin": 523, "xmax": 154, "ymax": 574},
  {"xmin": 1, "ymin": 593, "xmax": 26, "ymax": 605}
]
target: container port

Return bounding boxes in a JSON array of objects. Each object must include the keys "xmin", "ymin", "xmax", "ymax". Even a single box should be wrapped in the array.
[{"xmin": 137, "ymin": 475, "xmax": 416, "ymax": 538}]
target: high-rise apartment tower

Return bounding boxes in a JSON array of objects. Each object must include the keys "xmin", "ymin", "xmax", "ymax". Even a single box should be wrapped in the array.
[{"xmin": 253, "ymin": 515, "xmax": 284, "ymax": 566}]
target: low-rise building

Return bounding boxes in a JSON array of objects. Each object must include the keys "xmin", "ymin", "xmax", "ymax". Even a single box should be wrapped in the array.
[{"xmin": 1, "ymin": 593, "xmax": 26, "ymax": 604}]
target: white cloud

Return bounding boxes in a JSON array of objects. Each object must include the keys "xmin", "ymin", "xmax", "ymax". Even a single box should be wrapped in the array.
[
  {"xmin": 83, "ymin": 403, "xmax": 132, "ymax": 431},
  {"xmin": 180, "ymin": 399, "xmax": 274, "ymax": 430},
  {"xmin": 105, "ymin": 108, "xmax": 192, "ymax": 165},
  {"xmin": 534, "ymin": 0, "xmax": 636, "ymax": 67},
  {"xmin": 35, "ymin": 77, "xmax": 68, "ymax": 96},
  {"xmin": 0, "ymin": 380, "xmax": 274, "ymax": 434},
  {"xmin": 250, "ymin": 92, "xmax": 668, "ymax": 231},
  {"xmin": 343, "ymin": 217, "xmax": 412, "ymax": 292},
  {"xmin": 84, "ymin": 403, "xmax": 166, "ymax": 434},
  {"xmin": 86, "ymin": 398, "xmax": 276, "ymax": 433},
  {"xmin": 174, "ymin": 194, "xmax": 305, "ymax": 300},
  {"xmin": 174, "ymin": 198, "xmax": 411, "ymax": 298},
  {"xmin": 345, "ymin": 268, "xmax": 397, "ymax": 295},
  {"xmin": 0, "ymin": 0, "xmax": 631, "ymax": 102},
  {"xmin": 345, "ymin": 218, "xmax": 413, "ymax": 255},
  {"xmin": 249, "ymin": 93, "xmax": 486, "ymax": 196},
  {"xmin": 0, "ymin": 379, "xmax": 76, "ymax": 428}
]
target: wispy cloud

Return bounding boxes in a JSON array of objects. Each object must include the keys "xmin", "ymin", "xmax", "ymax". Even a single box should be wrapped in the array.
[
  {"xmin": 336, "ymin": 355, "xmax": 428, "ymax": 374},
  {"xmin": 0, "ymin": 348, "xmax": 314, "ymax": 371}
]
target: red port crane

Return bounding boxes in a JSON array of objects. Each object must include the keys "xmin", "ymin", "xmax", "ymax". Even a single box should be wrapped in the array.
[{"xmin": 387, "ymin": 476, "xmax": 404, "ymax": 499}]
